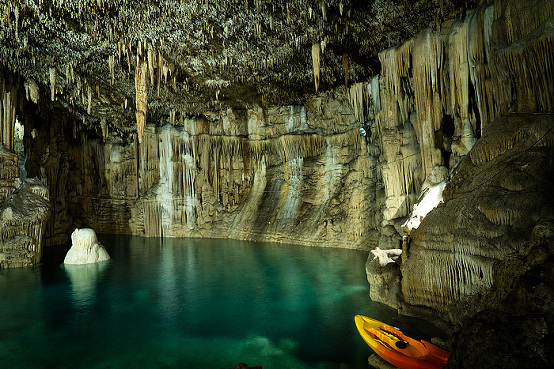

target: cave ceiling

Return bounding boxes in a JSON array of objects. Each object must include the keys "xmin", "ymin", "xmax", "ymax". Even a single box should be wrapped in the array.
[{"xmin": 1, "ymin": 0, "xmax": 479, "ymax": 138}]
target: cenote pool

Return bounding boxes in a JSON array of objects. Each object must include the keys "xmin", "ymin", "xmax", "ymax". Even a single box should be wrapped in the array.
[{"xmin": 0, "ymin": 235, "xmax": 442, "ymax": 369}]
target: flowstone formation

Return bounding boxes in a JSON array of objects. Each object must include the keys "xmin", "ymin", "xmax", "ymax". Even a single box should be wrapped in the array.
[{"xmin": 31, "ymin": 96, "xmax": 380, "ymax": 248}]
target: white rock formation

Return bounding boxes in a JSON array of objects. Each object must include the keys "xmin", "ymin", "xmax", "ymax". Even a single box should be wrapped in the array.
[
  {"xmin": 64, "ymin": 228, "xmax": 110, "ymax": 264},
  {"xmin": 402, "ymin": 181, "xmax": 447, "ymax": 231},
  {"xmin": 370, "ymin": 246, "xmax": 402, "ymax": 267}
]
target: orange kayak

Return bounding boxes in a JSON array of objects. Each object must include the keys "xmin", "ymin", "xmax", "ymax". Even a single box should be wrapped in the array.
[{"xmin": 354, "ymin": 315, "xmax": 449, "ymax": 369}]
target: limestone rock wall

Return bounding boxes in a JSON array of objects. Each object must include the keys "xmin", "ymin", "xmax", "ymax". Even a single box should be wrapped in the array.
[
  {"xmin": 360, "ymin": 0, "xmax": 554, "ymax": 314},
  {"xmin": 369, "ymin": 0, "xmax": 554, "ymax": 229},
  {"xmin": 45, "ymin": 93, "xmax": 381, "ymax": 249},
  {"xmin": 0, "ymin": 68, "xmax": 51, "ymax": 268},
  {"xmin": 0, "ymin": 145, "xmax": 18, "ymax": 202},
  {"xmin": 0, "ymin": 178, "xmax": 50, "ymax": 268},
  {"xmin": 402, "ymin": 114, "xmax": 554, "ymax": 319}
]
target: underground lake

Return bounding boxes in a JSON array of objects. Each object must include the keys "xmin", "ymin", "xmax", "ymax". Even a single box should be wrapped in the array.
[{"xmin": 0, "ymin": 235, "xmax": 444, "ymax": 369}]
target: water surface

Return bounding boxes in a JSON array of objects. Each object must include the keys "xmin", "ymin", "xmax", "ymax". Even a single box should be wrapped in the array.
[{"xmin": 0, "ymin": 235, "xmax": 440, "ymax": 369}]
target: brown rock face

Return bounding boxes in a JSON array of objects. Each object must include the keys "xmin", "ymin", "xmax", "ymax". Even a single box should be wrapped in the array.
[
  {"xmin": 25, "ymin": 93, "xmax": 382, "ymax": 249},
  {"xmin": 0, "ymin": 178, "xmax": 50, "ymax": 268},
  {"xmin": 362, "ymin": 0, "xmax": 554, "ymax": 314},
  {"xmin": 402, "ymin": 114, "xmax": 554, "ymax": 319}
]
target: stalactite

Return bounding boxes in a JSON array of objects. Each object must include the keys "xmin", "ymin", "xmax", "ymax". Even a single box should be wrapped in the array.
[
  {"xmin": 312, "ymin": 43, "xmax": 321, "ymax": 93},
  {"xmin": 403, "ymin": 248, "xmax": 495, "ymax": 310},
  {"xmin": 478, "ymin": 205, "xmax": 521, "ymax": 226},
  {"xmin": 467, "ymin": 5, "xmax": 494, "ymax": 129},
  {"xmin": 372, "ymin": 75, "xmax": 381, "ymax": 113},
  {"xmin": 469, "ymin": 122, "xmax": 525, "ymax": 165},
  {"xmin": 157, "ymin": 50, "xmax": 163, "ymax": 97},
  {"xmin": 100, "ymin": 118, "xmax": 108, "ymax": 142},
  {"xmin": 379, "ymin": 39, "xmax": 412, "ymax": 98},
  {"xmin": 169, "ymin": 109, "xmax": 176, "ymax": 125},
  {"xmin": 275, "ymin": 134, "xmax": 326, "ymax": 163},
  {"xmin": 49, "ymin": 67, "xmax": 56, "ymax": 102},
  {"xmin": 348, "ymin": 82, "xmax": 366, "ymax": 123},
  {"xmin": 135, "ymin": 60, "xmax": 148, "ymax": 144},
  {"xmin": 148, "ymin": 45, "xmax": 156, "ymax": 87},
  {"xmin": 0, "ymin": 74, "xmax": 17, "ymax": 151},
  {"xmin": 412, "ymin": 28, "xmax": 443, "ymax": 179},
  {"xmin": 342, "ymin": 53, "xmax": 349, "ymax": 87},
  {"xmin": 87, "ymin": 85, "xmax": 92, "ymax": 115},
  {"xmin": 108, "ymin": 55, "xmax": 115, "ymax": 85},
  {"xmin": 24, "ymin": 79, "xmax": 39, "ymax": 104}
]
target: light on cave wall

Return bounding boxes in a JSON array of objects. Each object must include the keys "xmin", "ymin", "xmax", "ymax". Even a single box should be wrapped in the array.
[{"xmin": 402, "ymin": 181, "xmax": 447, "ymax": 231}]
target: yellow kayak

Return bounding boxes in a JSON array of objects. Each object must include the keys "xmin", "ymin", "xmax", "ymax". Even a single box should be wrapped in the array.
[{"xmin": 354, "ymin": 315, "xmax": 449, "ymax": 369}]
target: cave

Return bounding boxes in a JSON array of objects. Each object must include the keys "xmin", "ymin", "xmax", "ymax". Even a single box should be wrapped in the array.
[{"xmin": 1, "ymin": 0, "xmax": 553, "ymax": 368}]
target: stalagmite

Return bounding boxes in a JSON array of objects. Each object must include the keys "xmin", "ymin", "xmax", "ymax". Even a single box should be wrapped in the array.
[
  {"xmin": 135, "ymin": 61, "xmax": 148, "ymax": 144},
  {"xmin": 0, "ymin": 179, "xmax": 50, "ymax": 268},
  {"xmin": 64, "ymin": 228, "xmax": 110, "ymax": 264},
  {"xmin": 311, "ymin": 43, "xmax": 321, "ymax": 93}
]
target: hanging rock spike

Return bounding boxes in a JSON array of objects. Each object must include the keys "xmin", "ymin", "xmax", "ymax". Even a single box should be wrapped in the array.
[{"xmin": 312, "ymin": 43, "xmax": 321, "ymax": 93}]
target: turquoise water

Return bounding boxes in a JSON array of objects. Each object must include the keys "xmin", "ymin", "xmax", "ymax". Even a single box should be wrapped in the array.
[{"xmin": 0, "ymin": 235, "xmax": 440, "ymax": 369}]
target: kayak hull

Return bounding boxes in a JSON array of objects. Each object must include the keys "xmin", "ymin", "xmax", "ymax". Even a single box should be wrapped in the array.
[{"xmin": 354, "ymin": 315, "xmax": 449, "ymax": 369}]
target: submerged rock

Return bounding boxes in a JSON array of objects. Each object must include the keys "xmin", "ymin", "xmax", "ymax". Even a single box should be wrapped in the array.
[{"xmin": 64, "ymin": 228, "xmax": 110, "ymax": 265}]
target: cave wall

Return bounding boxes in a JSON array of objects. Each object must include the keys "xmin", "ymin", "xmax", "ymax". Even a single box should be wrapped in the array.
[
  {"xmin": 1, "ymin": 0, "xmax": 552, "ymax": 270},
  {"xmin": 357, "ymin": 0, "xmax": 554, "ymax": 332},
  {"xmin": 25, "ymin": 91, "xmax": 382, "ymax": 249},
  {"xmin": 0, "ymin": 67, "xmax": 51, "ymax": 268}
]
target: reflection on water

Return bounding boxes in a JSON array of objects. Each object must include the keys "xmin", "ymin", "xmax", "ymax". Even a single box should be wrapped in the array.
[
  {"xmin": 63, "ymin": 261, "xmax": 110, "ymax": 309},
  {"xmin": 0, "ymin": 236, "xmax": 442, "ymax": 369}
]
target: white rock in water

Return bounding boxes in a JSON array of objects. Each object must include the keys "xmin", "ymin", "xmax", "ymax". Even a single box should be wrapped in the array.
[{"xmin": 64, "ymin": 228, "xmax": 110, "ymax": 264}]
